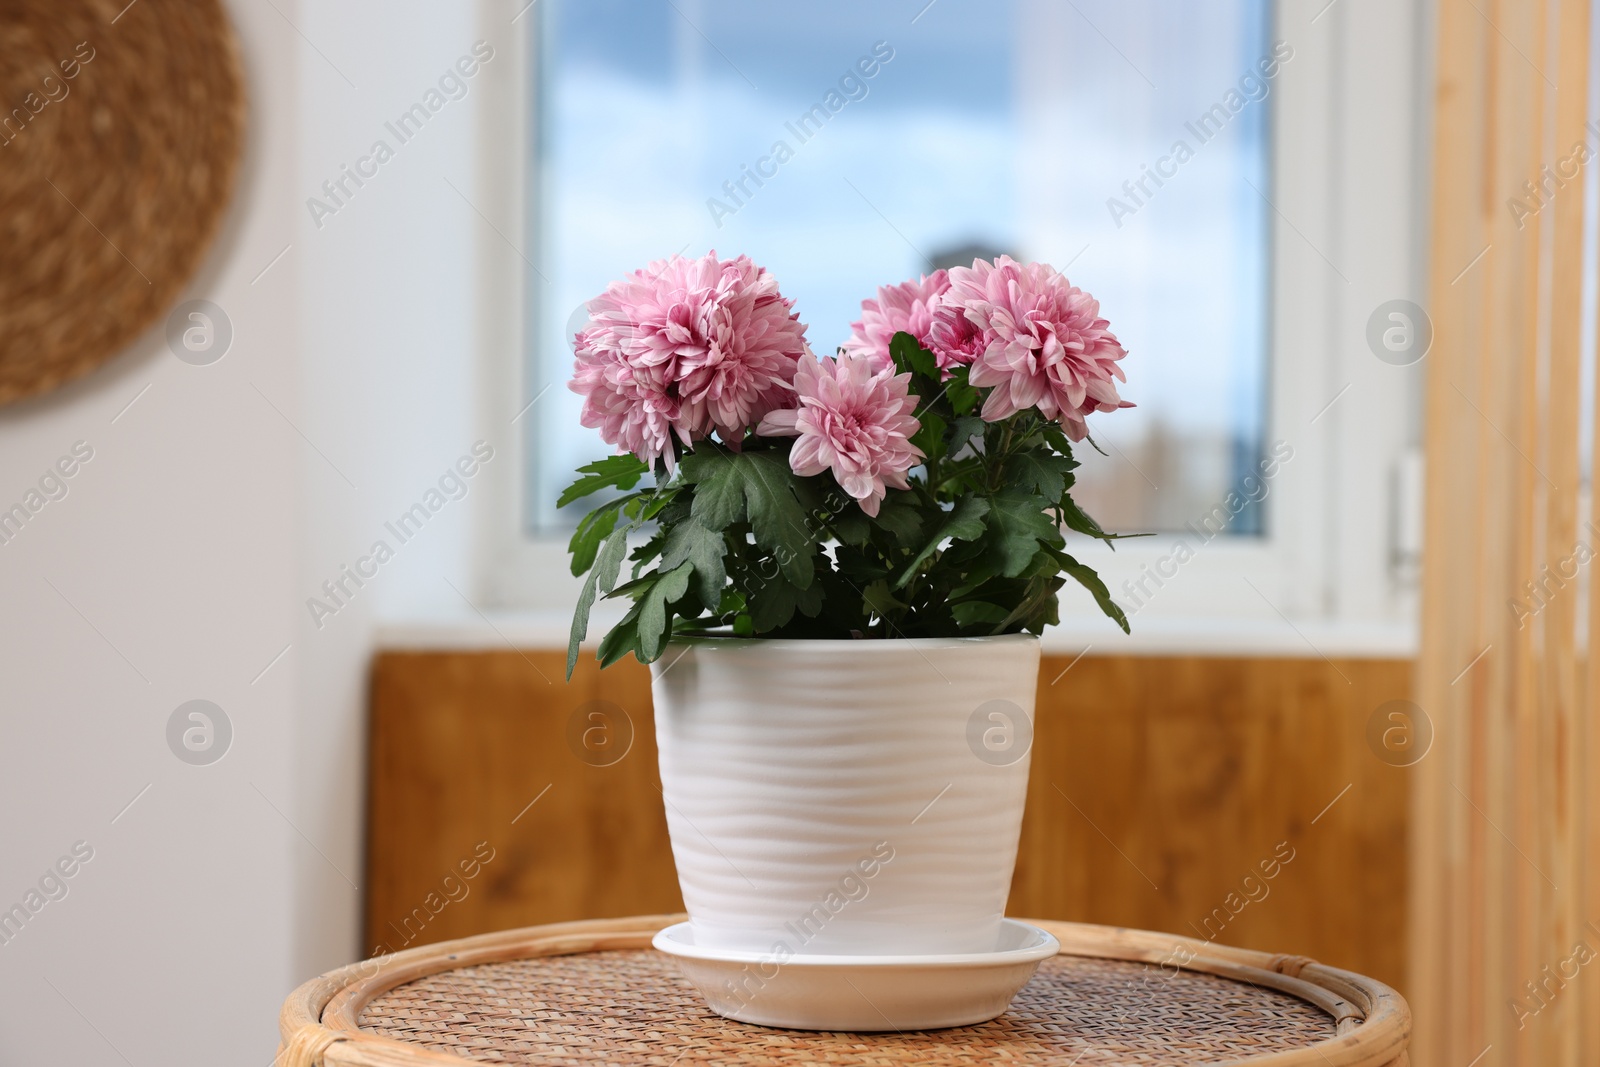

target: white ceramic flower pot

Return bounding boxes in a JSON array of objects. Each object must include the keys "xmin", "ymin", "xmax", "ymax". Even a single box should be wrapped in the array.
[{"xmin": 651, "ymin": 634, "xmax": 1041, "ymax": 957}]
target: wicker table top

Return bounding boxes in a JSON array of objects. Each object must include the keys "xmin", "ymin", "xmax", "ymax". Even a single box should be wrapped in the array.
[{"xmin": 278, "ymin": 915, "xmax": 1410, "ymax": 1066}]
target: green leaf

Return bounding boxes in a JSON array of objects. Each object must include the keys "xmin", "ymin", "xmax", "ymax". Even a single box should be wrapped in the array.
[
  {"xmin": 949, "ymin": 415, "xmax": 986, "ymax": 454},
  {"xmin": 889, "ymin": 331, "xmax": 939, "ymax": 381},
  {"xmin": 831, "ymin": 508, "xmax": 872, "ymax": 546},
  {"xmin": 595, "ymin": 613, "xmax": 640, "ymax": 668},
  {"xmin": 988, "ymin": 574, "xmax": 1064, "ymax": 635},
  {"xmin": 1040, "ymin": 426, "xmax": 1082, "ymax": 462},
  {"xmin": 862, "ymin": 579, "xmax": 906, "ymax": 621},
  {"xmin": 631, "ymin": 487, "xmax": 679, "ymax": 522},
  {"xmin": 893, "ymin": 496, "xmax": 990, "ymax": 589},
  {"xmin": 873, "ymin": 497, "xmax": 925, "ymax": 546},
  {"xmin": 680, "ymin": 449, "xmax": 815, "ymax": 588},
  {"xmin": 568, "ymin": 496, "xmax": 628, "ymax": 576},
  {"xmin": 748, "ymin": 567, "xmax": 824, "ymax": 631},
  {"xmin": 629, "ymin": 532, "xmax": 666, "ymax": 578},
  {"xmin": 558, "ymin": 454, "xmax": 649, "ymax": 509},
  {"xmin": 984, "ymin": 490, "xmax": 1063, "ymax": 578},
  {"xmin": 1059, "ymin": 494, "xmax": 1116, "ymax": 545},
  {"xmin": 738, "ymin": 460, "xmax": 815, "ymax": 585},
  {"xmin": 1021, "ymin": 547, "xmax": 1063, "ymax": 578},
  {"xmin": 946, "ymin": 379, "xmax": 981, "ymax": 416},
  {"xmin": 602, "ymin": 571, "xmax": 660, "ymax": 601},
  {"xmin": 936, "ymin": 534, "xmax": 988, "ymax": 572},
  {"xmin": 567, "ymin": 521, "xmax": 632, "ymax": 679},
  {"xmin": 946, "ymin": 558, "xmax": 999, "ymax": 600},
  {"xmin": 716, "ymin": 586, "xmax": 746, "ymax": 617},
  {"xmin": 1062, "ymin": 554, "xmax": 1130, "ymax": 634},
  {"xmin": 596, "ymin": 560, "xmax": 694, "ymax": 667},
  {"xmin": 835, "ymin": 544, "xmax": 891, "ymax": 588},
  {"xmin": 910, "ymin": 409, "xmax": 948, "ymax": 466},
  {"xmin": 637, "ymin": 561, "xmax": 693, "ymax": 659},
  {"xmin": 952, "ymin": 600, "xmax": 1011, "ymax": 627},
  {"xmin": 659, "ymin": 517, "xmax": 728, "ymax": 612},
  {"xmin": 1005, "ymin": 452, "xmax": 1077, "ymax": 500},
  {"xmin": 682, "ymin": 451, "xmax": 745, "ymax": 529}
]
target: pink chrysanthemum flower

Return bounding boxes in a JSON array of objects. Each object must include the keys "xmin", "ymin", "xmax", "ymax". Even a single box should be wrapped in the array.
[
  {"xmin": 935, "ymin": 256, "xmax": 1132, "ymax": 439},
  {"xmin": 570, "ymin": 252, "xmax": 810, "ymax": 468},
  {"xmin": 568, "ymin": 355, "xmax": 700, "ymax": 472},
  {"xmin": 841, "ymin": 271, "xmax": 957, "ymax": 370},
  {"xmin": 757, "ymin": 352, "xmax": 924, "ymax": 517},
  {"xmin": 925, "ymin": 295, "xmax": 986, "ymax": 369}
]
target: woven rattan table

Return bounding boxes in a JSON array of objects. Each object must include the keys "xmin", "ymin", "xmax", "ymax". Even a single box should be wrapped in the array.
[{"xmin": 278, "ymin": 914, "xmax": 1410, "ymax": 1066}]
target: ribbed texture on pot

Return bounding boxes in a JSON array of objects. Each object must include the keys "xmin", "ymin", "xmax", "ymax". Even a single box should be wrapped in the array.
[{"xmin": 652, "ymin": 635, "xmax": 1040, "ymax": 955}]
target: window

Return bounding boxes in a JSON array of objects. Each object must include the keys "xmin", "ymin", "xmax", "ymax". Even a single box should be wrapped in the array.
[
  {"xmin": 527, "ymin": 0, "xmax": 1271, "ymax": 536},
  {"xmin": 495, "ymin": 0, "xmax": 1424, "ymax": 643}
]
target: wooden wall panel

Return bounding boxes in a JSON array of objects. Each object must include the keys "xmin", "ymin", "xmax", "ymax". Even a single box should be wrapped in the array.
[
  {"xmin": 366, "ymin": 651, "xmax": 1411, "ymax": 992},
  {"xmin": 1011, "ymin": 656, "xmax": 1412, "ymax": 992},
  {"xmin": 364, "ymin": 650, "xmax": 681, "ymax": 957}
]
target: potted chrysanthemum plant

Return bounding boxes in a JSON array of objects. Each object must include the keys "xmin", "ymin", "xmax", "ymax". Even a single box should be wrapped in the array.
[{"xmin": 562, "ymin": 251, "xmax": 1133, "ymax": 1029}]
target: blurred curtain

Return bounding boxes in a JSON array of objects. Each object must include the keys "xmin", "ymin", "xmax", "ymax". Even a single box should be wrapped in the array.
[{"xmin": 1413, "ymin": 0, "xmax": 1596, "ymax": 1063}]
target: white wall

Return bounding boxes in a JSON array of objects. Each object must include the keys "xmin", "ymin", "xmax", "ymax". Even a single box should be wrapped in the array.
[
  {"xmin": 0, "ymin": 1, "xmax": 502, "ymax": 1062},
  {"xmin": 291, "ymin": 0, "xmax": 509, "ymax": 978}
]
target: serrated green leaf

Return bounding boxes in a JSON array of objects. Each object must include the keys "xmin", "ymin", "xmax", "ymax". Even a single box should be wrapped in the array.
[
  {"xmin": 874, "ymin": 497, "xmax": 925, "ymax": 546},
  {"xmin": 946, "ymin": 379, "xmax": 981, "ymax": 416},
  {"xmin": 603, "ymin": 572, "xmax": 660, "ymax": 600},
  {"xmin": 1040, "ymin": 426, "xmax": 1081, "ymax": 463},
  {"xmin": 1062, "ymin": 554, "xmax": 1130, "ymax": 634},
  {"xmin": 831, "ymin": 508, "xmax": 872, "ymax": 545},
  {"xmin": 558, "ymin": 454, "xmax": 649, "ymax": 509},
  {"xmin": 984, "ymin": 490, "xmax": 1063, "ymax": 578},
  {"xmin": 568, "ymin": 497, "xmax": 626, "ymax": 576},
  {"xmin": 835, "ymin": 544, "xmax": 891, "ymax": 587},
  {"xmin": 567, "ymin": 521, "xmax": 632, "ymax": 679},
  {"xmin": 596, "ymin": 560, "xmax": 695, "ymax": 668},
  {"xmin": 893, "ymin": 496, "xmax": 990, "ymax": 589},
  {"xmin": 1005, "ymin": 452, "xmax": 1076, "ymax": 500},
  {"xmin": 863, "ymin": 579, "xmax": 906, "ymax": 620},
  {"xmin": 952, "ymin": 600, "xmax": 1011, "ymax": 627},
  {"xmin": 946, "ymin": 558, "xmax": 998, "ymax": 600},
  {"xmin": 1060, "ymin": 494, "xmax": 1113, "ymax": 543},
  {"xmin": 748, "ymin": 567, "xmax": 825, "ymax": 631},
  {"xmin": 595, "ymin": 613, "xmax": 640, "ymax": 668},
  {"xmin": 660, "ymin": 517, "xmax": 727, "ymax": 611},
  {"xmin": 889, "ymin": 331, "xmax": 939, "ymax": 381},
  {"xmin": 637, "ymin": 561, "xmax": 693, "ymax": 660},
  {"xmin": 950, "ymin": 415, "xmax": 986, "ymax": 454},
  {"xmin": 1057, "ymin": 495, "xmax": 1147, "ymax": 547},
  {"xmin": 631, "ymin": 487, "xmax": 678, "ymax": 522},
  {"xmin": 989, "ymin": 574, "xmax": 1064, "ymax": 635},
  {"xmin": 717, "ymin": 586, "xmax": 745, "ymax": 616},
  {"xmin": 1021, "ymin": 548, "xmax": 1062, "ymax": 578},
  {"xmin": 681, "ymin": 449, "xmax": 815, "ymax": 588},
  {"xmin": 739, "ymin": 454, "xmax": 816, "ymax": 587},
  {"xmin": 936, "ymin": 535, "xmax": 988, "ymax": 571},
  {"xmin": 910, "ymin": 409, "xmax": 948, "ymax": 466},
  {"xmin": 628, "ymin": 532, "xmax": 666, "ymax": 578},
  {"xmin": 681, "ymin": 451, "xmax": 744, "ymax": 530}
]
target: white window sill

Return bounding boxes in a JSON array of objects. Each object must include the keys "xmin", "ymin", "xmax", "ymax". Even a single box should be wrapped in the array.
[{"xmin": 374, "ymin": 611, "xmax": 1416, "ymax": 660}]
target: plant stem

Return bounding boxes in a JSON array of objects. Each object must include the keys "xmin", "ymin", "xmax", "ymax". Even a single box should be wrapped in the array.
[{"xmin": 988, "ymin": 424, "xmax": 1016, "ymax": 492}]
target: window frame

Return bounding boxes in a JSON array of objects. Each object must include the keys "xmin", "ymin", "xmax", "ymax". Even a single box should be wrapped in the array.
[{"xmin": 476, "ymin": 0, "xmax": 1427, "ymax": 652}]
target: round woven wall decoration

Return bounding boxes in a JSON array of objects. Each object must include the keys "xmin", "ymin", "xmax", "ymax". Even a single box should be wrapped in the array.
[{"xmin": 0, "ymin": 0, "xmax": 245, "ymax": 405}]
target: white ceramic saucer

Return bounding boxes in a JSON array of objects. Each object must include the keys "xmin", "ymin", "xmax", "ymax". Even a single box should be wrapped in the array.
[{"xmin": 652, "ymin": 918, "xmax": 1060, "ymax": 1031}]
